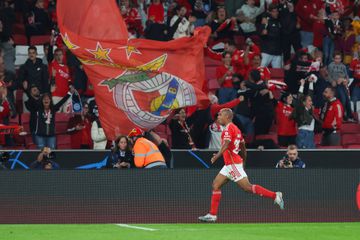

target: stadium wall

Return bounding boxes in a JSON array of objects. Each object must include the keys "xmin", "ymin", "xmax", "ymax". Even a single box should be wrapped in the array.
[
  {"xmin": 2, "ymin": 149, "xmax": 360, "ymax": 169},
  {"xmin": 0, "ymin": 169, "xmax": 359, "ymax": 223}
]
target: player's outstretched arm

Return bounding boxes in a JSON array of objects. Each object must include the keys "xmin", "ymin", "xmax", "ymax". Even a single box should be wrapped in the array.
[
  {"xmin": 211, "ymin": 140, "xmax": 230, "ymax": 164},
  {"xmin": 239, "ymin": 141, "xmax": 247, "ymax": 168}
]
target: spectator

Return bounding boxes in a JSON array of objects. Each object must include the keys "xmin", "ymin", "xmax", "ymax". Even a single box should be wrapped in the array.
[
  {"xmin": 24, "ymin": 85, "xmax": 41, "ymax": 143},
  {"xmin": 233, "ymin": 78, "xmax": 254, "ymax": 139},
  {"xmin": 31, "ymin": 147, "xmax": 59, "ymax": 170},
  {"xmin": 0, "ymin": 56, "xmax": 16, "ymax": 116},
  {"xmin": 67, "ymin": 103, "xmax": 93, "ymax": 149},
  {"xmin": 246, "ymin": 69, "xmax": 275, "ymax": 135},
  {"xmin": 335, "ymin": 75, "xmax": 353, "ymax": 121},
  {"xmin": 91, "ymin": 115, "xmax": 107, "ymax": 150},
  {"xmin": 276, "ymin": 145, "xmax": 306, "ymax": 168},
  {"xmin": 0, "ymin": 82, "xmax": 10, "ymax": 146},
  {"xmin": 190, "ymin": 0, "xmax": 210, "ymax": 27},
  {"xmin": 0, "ymin": 19, "xmax": 15, "ymax": 74},
  {"xmin": 216, "ymin": 51, "xmax": 236, "ymax": 104},
  {"xmin": 339, "ymin": 17, "xmax": 355, "ymax": 65},
  {"xmin": 312, "ymin": 9, "xmax": 327, "ymax": 50},
  {"xmin": 120, "ymin": 0, "xmax": 143, "ymax": 38},
  {"xmin": 209, "ymin": 6, "xmax": 236, "ymax": 41},
  {"xmin": 236, "ymin": 0, "xmax": 265, "ymax": 37},
  {"xmin": 324, "ymin": 11, "xmax": 343, "ymax": 65},
  {"xmin": 327, "ymin": 52, "xmax": 348, "ymax": 86},
  {"xmin": 244, "ymin": 53, "xmax": 271, "ymax": 81},
  {"xmin": 320, "ymin": 86, "xmax": 344, "ymax": 146},
  {"xmin": 169, "ymin": 108, "xmax": 196, "ymax": 149},
  {"xmin": 208, "ymin": 116, "xmax": 224, "ymax": 150},
  {"xmin": 32, "ymin": 90, "xmax": 73, "ymax": 149},
  {"xmin": 295, "ymin": 0, "xmax": 321, "ymax": 48},
  {"xmin": 279, "ymin": 0, "xmax": 301, "ymax": 64},
  {"xmin": 169, "ymin": 5, "xmax": 196, "ymax": 39},
  {"xmin": 260, "ymin": 3, "xmax": 283, "ymax": 68},
  {"xmin": 291, "ymin": 78, "xmax": 316, "ymax": 149},
  {"xmin": 128, "ymin": 127, "xmax": 167, "ymax": 168},
  {"xmin": 107, "ymin": 135, "xmax": 133, "ymax": 169},
  {"xmin": 18, "ymin": 46, "xmax": 49, "ymax": 105},
  {"xmin": 275, "ymin": 92, "xmax": 297, "ymax": 147},
  {"xmin": 148, "ymin": 0, "xmax": 165, "ymax": 24},
  {"xmin": 144, "ymin": 129, "xmax": 172, "ymax": 167},
  {"xmin": 25, "ymin": 0, "xmax": 52, "ymax": 39},
  {"xmin": 349, "ymin": 45, "xmax": 360, "ymax": 112},
  {"xmin": 49, "ymin": 48, "xmax": 72, "ymax": 113},
  {"xmin": 285, "ymin": 50, "xmax": 312, "ymax": 94}
]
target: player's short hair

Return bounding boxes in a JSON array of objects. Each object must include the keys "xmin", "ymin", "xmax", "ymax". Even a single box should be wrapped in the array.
[
  {"xmin": 220, "ymin": 108, "xmax": 233, "ymax": 121},
  {"xmin": 287, "ymin": 145, "xmax": 298, "ymax": 151}
]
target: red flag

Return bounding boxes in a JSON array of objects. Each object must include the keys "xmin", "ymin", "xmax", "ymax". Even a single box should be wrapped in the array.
[{"xmin": 57, "ymin": 0, "xmax": 210, "ymax": 140}]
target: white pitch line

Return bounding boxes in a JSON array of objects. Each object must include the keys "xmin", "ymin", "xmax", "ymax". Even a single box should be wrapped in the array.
[{"xmin": 115, "ymin": 224, "xmax": 158, "ymax": 231}]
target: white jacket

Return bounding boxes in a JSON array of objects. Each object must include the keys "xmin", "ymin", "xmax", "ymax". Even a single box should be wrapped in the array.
[
  {"xmin": 237, "ymin": 0, "xmax": 265, "ymax": 33},
  {"xmin": 170, "ymin": 15, "xmax": 191, "ymax": 39},
  {"xmin": 91, "ymin": 121, "xmax": 107, "ymax": 149}
]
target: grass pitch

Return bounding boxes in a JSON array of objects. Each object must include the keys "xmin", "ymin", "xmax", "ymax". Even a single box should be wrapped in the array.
[{"xmin": 0, "ymin": 222, "xmax": 359, "ymax": 240}]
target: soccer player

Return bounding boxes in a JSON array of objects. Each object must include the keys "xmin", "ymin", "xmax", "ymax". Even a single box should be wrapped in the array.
[{"xmin": 198, "ymin": 108, "xmax": 284, "ymax": 222}]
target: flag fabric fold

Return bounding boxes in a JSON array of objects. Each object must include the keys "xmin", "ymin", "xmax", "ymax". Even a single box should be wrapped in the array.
[{"xmin": 57, "ymin": 0, "xmax": 210, "ymax": 140}]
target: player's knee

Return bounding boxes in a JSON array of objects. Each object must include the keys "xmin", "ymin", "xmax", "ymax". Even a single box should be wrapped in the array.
[
  {"xmin": 212, "ymin": 181, "xmax": 221, "ymax": 191},
  {"xmin": 241, "ymin": 184, "xmax": 253, "ymax": 193}
]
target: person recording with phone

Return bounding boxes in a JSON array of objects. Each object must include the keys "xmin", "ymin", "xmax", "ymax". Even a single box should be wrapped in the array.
[
  {"xmin": 31, "ymin": 147, "xmax": 59, "ymax": 170},
  {"xmin": 276, "ymin": 145, "xmax": 306, "ymax": 168}
]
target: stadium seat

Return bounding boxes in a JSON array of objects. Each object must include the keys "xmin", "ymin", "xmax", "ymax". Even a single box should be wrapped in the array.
[
  {"xmin": 269, "ymin": 68, "xmax": 285, "ymax": 80},
  {"xmin": 342, "ymin": 133, "xmax": 360, "ymax": 146},
  {"xmin": 57, "ymin": 134, "xmax": 72, "ymax": 149},
  {"xmin": 55, "ymin": 113, "xmax": 71, "ymax": 134},
  {"xmin": 255, "ymin": 134, "xmax": 278, "ymax": 144},
  {"xmin": 12, "ymin": 23, "xmax": 25, "ymax": 35},
  {"xmin": 30, "ymin": 35, "xmax": 50, "ymax": 45},
  {"xmin": 341, "ymin": 123, "xmax": 360, "ymax": 134},
  {"xmin": 13, "ymin": 34, "xmax": 27, "ymax": 45},
  {"xmin": 234, "ymin": 35, "xmax": 245, "ymax": 48},
  {"xmin": 345, "ymin": 144, "xmax": 360, "ymax": 149},
  {"xmin": 317, "ymin": 145, "xmax": 343, "ymax": 149},
  {"xmin": 314, "ymin": 133, "xmax": 322, "ymax": 145}
]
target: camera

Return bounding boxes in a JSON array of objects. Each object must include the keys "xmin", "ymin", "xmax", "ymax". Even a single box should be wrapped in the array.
[
  {"xmin": 282, "ymin": 157, "xmax": 292, "ymax": 167},
  {"xmin": 43, "ymin": 152, "xmax": 55, "ymax": 161}
]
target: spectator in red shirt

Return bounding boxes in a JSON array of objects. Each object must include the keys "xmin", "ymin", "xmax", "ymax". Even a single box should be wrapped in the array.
[
  {"xmin": 148, "ymin": 0, "xmax": 165, "ymax": 23},
  {"xmin": 312, "ymin": 9, "xmax": 327, "ymax": 49},
  {"xmin": 275, "ymin": 92, "xmax": 297, "ymax": 147},
  {"xmin": 216, "ymin": 51, "xmax": 237, "ymax": 104},
  {"xmin": 0, "ymin": 83, "xmax": 10, "ymax": 146},
  {"xmin": 209, "ymin": 6, "xmax": 236, "ymax": 42},
  {"xmin": 49, "ymin": 48, "xmax": 72, "ymax": 113},
  {"xmin": 295, "ymin": 0, "xmax": 321, "ymax": 48},
  {"xmin": 320, "ymin": 86, "xmax": 344, "ymax": 146},
  {"xmin": 120, "ymin": 0, "xmax": 144, "ymax": 38},
  {"xmin": 244, "ymin": 54, "xmax": 271, "ymax": 81},
  {"xmin": 67, "ymin": 103, "xmax": 93, "ymax": 149},
  {"xmin": 349, "ymin": 45, "xmax": 360, "ymax": 112}
]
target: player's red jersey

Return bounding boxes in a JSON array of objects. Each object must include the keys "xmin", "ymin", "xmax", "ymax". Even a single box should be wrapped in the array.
[{"xmin": 221, "ymin": 122, "xmax": 244, "ymax": 165}]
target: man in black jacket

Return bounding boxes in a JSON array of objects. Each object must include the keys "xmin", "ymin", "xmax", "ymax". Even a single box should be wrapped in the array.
[
  {"xmin": 260, "ymin": 3, "xmax": 283, "ymax": 68},
  {"xmin": 18, "ymin": 46, "xmax": 49, "ymax": 94},
  {"xmin": 279, "ymin": 0, "xmax": 301, "ymax": 64}
]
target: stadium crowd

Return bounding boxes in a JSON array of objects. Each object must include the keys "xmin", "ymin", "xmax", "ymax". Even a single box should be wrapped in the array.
[{"xmin": 0, "ymin": 0, "xmax": 360, "ymax": 153}]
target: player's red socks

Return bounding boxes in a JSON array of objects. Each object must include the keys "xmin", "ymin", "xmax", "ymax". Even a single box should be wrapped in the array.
[
  {"xmin": 209, "ymin": 190, "xmax": 222, "ymax": 216},
  {"xmin": 252, "ymin": 185, "xmax": 276, "ymax": 200}
]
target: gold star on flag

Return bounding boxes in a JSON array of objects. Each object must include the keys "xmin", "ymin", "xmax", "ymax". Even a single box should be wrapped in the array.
[
  {"xmin": 86, "ymin": 42, "xmax": 113, "ymax": 62},
  {"xmin": 119, "ymin": 45, "xmax": 141, "ymax": 59},
  {"xmin": 62, "ymin": 33, "xmax": 79, "ymax": 50}
]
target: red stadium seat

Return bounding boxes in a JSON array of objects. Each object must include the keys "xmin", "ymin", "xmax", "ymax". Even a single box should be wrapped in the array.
[
  {"xmin": 342, "ymin": 133, "xmax": 360, "ymax": 146},
  {"xmin": 314, "ymin": 133, "xmax": 322, "ymax": 145},
  {"xmin": 317, "ymin": 145, "xmax": 343, "ymax": 149},
  {"xmin": 30, "ymin": 35, "xmax": 50, "ymax": 45},
  {"xmin": 55, "ymin": 113, "xmax": 71, "ymax": 134},
  {"xmin": 57, "ymin": 134, "xmax": 72, "ymax": 149},
  {"xmin": 341, "ymin": 123, "xmax": 360, "ymax": 134},
  {"xmin": 234, "ymin": 35, "xmax": 245, "ymax": 49},
  {"xmin": 269, "ymin": 68, "xmax": 285, "ymax": 80},
  {"xmin": 345, "ymin": 145, "xmax": 360, "ymax": 149},
  {"xmin": 208, "ymin": 78, "xmax": 220, "ymax": 91},
  {"xmin": 13, "ymin": 34, "xmax": 28, "ymax": 45},
  {"xmin": 255, "ymin": 134, "xmax": 278, "ymax": 144},
  {"xmin": 12, "ymin": 23, "xmax": 25, "ymax": 35}
]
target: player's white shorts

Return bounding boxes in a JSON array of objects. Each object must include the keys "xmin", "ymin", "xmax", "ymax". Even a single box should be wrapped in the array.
[{"xmin": 219, "ymin": 164, "xmax": 247, "ymax": 182}]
